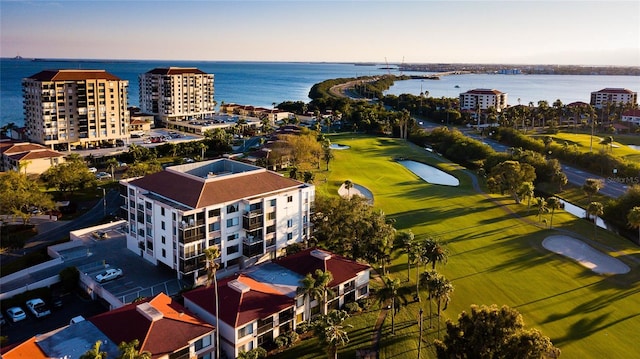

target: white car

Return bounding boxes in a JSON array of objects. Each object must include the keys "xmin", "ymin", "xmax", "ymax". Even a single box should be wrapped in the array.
[
  {"xmin": 88, "ymin": 167, "xmax": 98, "ymax": 173},
  {"xmin": 25, "ymin": 298, "xmax": 51, "ymax": 318},
  {"xmin": 6, "ymin": 307, "xmax": 27, "ymax": 322},
  {"xmin": 96, "ymin": 172, "xmax": 112, "ymax": 180},
  {"xmin": 95, "ymin": 268, "xmax": 123, "ymax": 283}
]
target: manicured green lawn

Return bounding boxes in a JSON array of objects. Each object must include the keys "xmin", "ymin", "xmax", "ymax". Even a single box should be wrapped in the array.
[
  {"xmin": 287, "ymin": 133, "xmax": 639, "ymax": 359},
  {"xmin": 532, "ymin": 132, "xmax": 640, "ymax": 163}
]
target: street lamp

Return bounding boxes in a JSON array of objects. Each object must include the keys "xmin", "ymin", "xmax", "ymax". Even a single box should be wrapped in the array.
[{"xmin": 98, "ymin": 187, "xmax": 106, "ymax": 217}]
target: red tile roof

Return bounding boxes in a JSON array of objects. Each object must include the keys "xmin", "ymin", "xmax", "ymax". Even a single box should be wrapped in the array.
[
  {"xmin": 145, "ymin": 67, "xmax": 208, "ymax": 75},
  {"xmin": 183, "ymin": 274, "xmax": 294, "ymax": 327},
  {"xmin": 89, "ymin": 293, "xmax": 213, "ymax": 359},
  {"xmin": 7, "ymin": 149, "xmax": 64, "ymax": 161},
  {"xmin": 623, "ymin": 109, "xmax": 640, "ymax": 117},
  {"xmin": 464, "ymin": 88, "xmax": 504, "ymax": 95},
  {"xmin": 567, "ymin": 101, "xmax": 590, "ymax": 107},
  {"xmin": 593, "ymin": 88, "xmax": 635, "ymax": 94},
  {"xmin": 129, "ymin": 167, "xmax": 305, "ymax": 208},
  {"xmin": 1, "ymin": 142, "xmax": 47, "ymax": 154},
  {"xmin": 0, "ymin": 337, "xmax": 48, "ymax": 359},
  {"xmin": 26, "ymin": 69, "xmax": 121, "ymax": 81},
  {"xmin": 274, "ymin": 248, "xmax": 370, "ymax": 287}
]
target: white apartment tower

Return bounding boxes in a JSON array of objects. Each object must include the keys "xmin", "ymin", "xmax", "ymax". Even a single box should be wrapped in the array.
[
  {"xmin": 119, "ymin": 158, "xmax": 314, "ymax": 282},
  {"xmin": 590, "ymin": 88, "xmax": 638, "ymax": 109},
  {"xmin": 22, "ymin": 70, "xmax": 130, "ymax": 150},
  {"xmin": 459, "ymin": 88, "xmax": 508, "ymax": 112},
  {"xmin": 139, "ymin": 67, "xmax": 215, "ymax": 127}
]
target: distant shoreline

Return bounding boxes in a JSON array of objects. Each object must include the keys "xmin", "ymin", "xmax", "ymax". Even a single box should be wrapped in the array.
[{"xmin": 3, "ymin": 57, "xmax": 639, "ymax": 76}]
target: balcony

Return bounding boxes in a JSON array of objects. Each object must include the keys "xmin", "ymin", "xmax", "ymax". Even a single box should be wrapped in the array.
[
  {"xmin": 243, "ymin": 241, "xmax": 264, "ymax": 258},
  {"xmin": 243, "ymin": 214, "xmax": 263, "ymax": 231},
  {"xmin": 257, "ymin": 321, "xmax": 273, "ymax": 335},
  {"xmin": 179, "ymin": 226, "xmax": 206, "ymax": 244}
]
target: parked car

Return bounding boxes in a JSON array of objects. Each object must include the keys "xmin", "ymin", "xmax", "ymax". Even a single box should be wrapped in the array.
[
  {"xmin": 95, "ymin": 268, "xmax": 123, "ymax": 283},
  {"xmin": 88, "ymin": 167, "xmax": 98, "ymax": 173},
  {"xmin": 25, "ymin": 298, "xmax": 51, "ymax": 318},
  {"xmin": 96, "ymin": 172, "xmax": 112, "ymax": 180},
  {"xmin": 6, "ymin": 307, "xmax": 27, "ymax": 322}
]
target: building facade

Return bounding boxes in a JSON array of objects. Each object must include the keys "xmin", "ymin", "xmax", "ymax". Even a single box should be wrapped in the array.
[
  {"xmin": 0, "ymin": 140, "xmax": 65, "ymax": 174},
  {"xmin": 590, "ymin": 88, "xmax": 638, "ymax": 109},
  {"xmin": 621, "ymin": 109, "xmax": 640, "ymax": 126},
  {"xmin": 183, "ymin": 248, "xmax": 370, "ymax": 358},
  {"xmin": 459, "ymin": 88, "xmax": 508, "ymax": 112},
  {"xmin": 139, "ymin": 67, "xmax": 216, "ymax": 127},
  {"xmin": 119, "ymin": 158, "xmax": 314, "ymax": 282},
  {"xmin": 23, "ymin": 69, "xmax": 130, "ymax": 150}
]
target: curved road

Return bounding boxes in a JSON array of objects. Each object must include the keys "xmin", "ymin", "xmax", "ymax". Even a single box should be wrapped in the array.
[{"xmin": 463, "ymin": 132, "xmax": 627, "ymax": 198}]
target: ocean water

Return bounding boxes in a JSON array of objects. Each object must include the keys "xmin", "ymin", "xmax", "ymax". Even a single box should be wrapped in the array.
[
  {"xmin": 0, "ymin": 59, "xmax": 391, "ymax": 127},
  {"xmin": 1, "ymin": 58, "xmax": 638, "ymax": 127}
]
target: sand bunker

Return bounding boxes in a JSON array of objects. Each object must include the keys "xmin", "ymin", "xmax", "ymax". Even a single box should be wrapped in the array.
[
  {"xmin": 338, "ymin": 182, "xmax": 374, "ymax": 203},
  {"xmin": 398, "ymin": 160, "xmax": 459, "ymax": 186},
  {"xmin": 330, "ymin": 144, "xmax": 350, "ymax": 150},
  {"xmin": 542, "ymin": 235, "xmax": 630, "ymax": 275}
]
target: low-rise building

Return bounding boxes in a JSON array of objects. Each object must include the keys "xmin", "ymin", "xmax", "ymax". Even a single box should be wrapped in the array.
[
  {"xmin": 183, "ymin": 248, "xmax": 370, "ymax": 358},
  {"xmin": 621, "ymin": 109, "xmax": 640, "ymax": 125},
  {"xmin": 459, "ymin": 88, "xmax": 508, "ymax": 112},
  {"xmin": 119, "ymin": 158, "xmax": 314, "ymax": 283},
  {"xmin": 0, "ymin": 139, "xmax": 65, "ymax": 174}
]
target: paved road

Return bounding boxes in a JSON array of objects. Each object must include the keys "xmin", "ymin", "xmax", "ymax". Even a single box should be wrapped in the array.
[
  {"xmin": 461, "ymin": 129, "xmax": 626, "ymax": 199},
  {"xmin": 1, "ymin": 189, "xmax": 123, "ymax": 266}
]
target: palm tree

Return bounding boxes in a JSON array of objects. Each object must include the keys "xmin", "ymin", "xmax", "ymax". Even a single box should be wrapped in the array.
[
  {"xmin": 627, "ymin": 207, "xmax": 640, "ymax": 245},
  {"xmin": 423, "ymin": 238, "xmax": 448, "ymax": 271},
  {"xmin": 315, "ymin": 269, "xmax": 334, "ymax": 315},
  {"xmin": 582, "ymin": 178, "xmax": 602, "ymax": 203},
  {"xmin": 80, "ymin": 340, "xmax": 107, "ymax": 359},
  {"xmin": 430, "ymin": 274, "xmax": 454, "ymax": 339},
  {"xmin": 117, "ymin": 339, "xmax": 151, "ymax": 359},
  {"xmin": 378, "ymin": 276, "xmax": 400, "ymax": 335},
  {"xmin": 536, "ymin": 197, "xmax": 548, "ymax": 222},
  {"xmin": 106, "ymin": 158, "xmax": 119, "ymax": 181},
  {"xmin": 419, "ymin": 270, "xmax": 437, "ymax": 328},
  {"xmin": 587, "ymin": 202, "xmax": 604, "ymax": 239},
  {"xmin": 397, "ymin": 230, "xmax": 415, "ymax": 282},
  {"xmin": 313, "ymin": 310, "xmax": 352, "ymax": 359},
  {"xmin": 298, "ymin": 269, "xmax": 334, "ymax": 320},
  {"xmin": 546, "ymin": 196, "xmax": 562, "ymax": 229},
  {"xmin": 204, "ymin": 246, "xmax": 221, "ymax": 359},
  {"xmin": 517, "ymin": 181, "xmax": 535, "ymax": 209},
  {"xmin": 343, "ymin": 180, "xmax": 353, "ymax": 198}
]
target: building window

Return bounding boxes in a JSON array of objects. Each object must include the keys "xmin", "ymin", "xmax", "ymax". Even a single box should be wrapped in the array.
[
  {"xmin": 209, "ymin": 222, "xmax": 220, "ymax": 232},
  {"xmin": 162, "ymin": 249, "xmax": 166, "ymax": 258},
  {"xmin": 146, "ymin": 201, "xmax": 152, "ymax": 210},
  {"xmin": 161, "ymin": 236, "xmax": 166, "ymax": 244},
  {"xmin": 237, "ymin": 324, "xmax": 253, "ymax": 338},
  {"xmin": 208, "ymin": 208, "xmax": 220, "ymax": 217},
  {"xmin": 172, "ymin": 213, "xmax": 176, "ymax": 221},
  {"xmin": 359, "ymin": 286, "xmax": 369, "ymax": 296},
  {"xmin": 209, "ymin": 237, "xmax": 221, "ymax": 246},
  {"xmin": 129, "ymin": 188, "xmax": 134, "ymax": 196},
  {"xmin": 161, "ymin": 207, "xmax": 165, "ymax": 216},
  {"xmin": 267, "ymin": 212, "xmax": 276, "ymax": 220},
  {"xmin": 227, "ymin": 244, "xmax": 239, "ymax": 255},
  {"xmin": 161, "ymin": 221, "xmax": 166, "ymax": 230},
  {"xmin": 296, "ymin": 296, "xmax": 304, "ymax": 307},
  {"xmin": 227, "ymin": 204, "xmax": 238, "ymax": 214},
  {"xmin": 270, "ymin": 199, "xmax": 276, "ymax": 207},
  {"xmin": 287, "ymin": 219, "xmax": 293, "ymax": 228},
  {"xmin": 194, "ymin": 335, "xmax": 211, "ymax": 351},
  {"xmin": 146, "ymin": 239, "xmax": 153, "ymax": 250},
  {"xmin": 287, "ymin": 195, "xmax": 293, "ymax": 203},
  {"xmin": 287, "ymin": 233, "xmax": 293, "ymax": 241},
  {"xmin": 266, "ymin": 224, "xmax": 275, "ymax": 234},
  {"xmin": 226, "ymin": 217, "xmax": 239, "ymax": 227},
  {"xmin": 227, "ymin": 233, "xmax": 239, "ymax": 241}
]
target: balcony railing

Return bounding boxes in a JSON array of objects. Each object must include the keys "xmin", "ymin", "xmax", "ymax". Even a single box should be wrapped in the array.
[
  {"xmin": 243, "ymin": 216, "xmax": 263, "ymax": 231},
  {"xmin": 257, "ymin": 322, "xmax": 273, "ymax": 335}
]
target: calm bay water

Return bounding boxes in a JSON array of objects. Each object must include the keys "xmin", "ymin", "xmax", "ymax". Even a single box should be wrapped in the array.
[{"xmin": 1, "ymin": 58, "xmax": 638, "ymax": 127}]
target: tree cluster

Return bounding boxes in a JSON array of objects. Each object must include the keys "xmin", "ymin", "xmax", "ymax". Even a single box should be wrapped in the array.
[
  {"xmin": 311, "ymin": 195, "xmax": 395, "ymax": 271},
  {"xmin": 0, "ymin": 171, "xmax": 55, "ymax": 225}
]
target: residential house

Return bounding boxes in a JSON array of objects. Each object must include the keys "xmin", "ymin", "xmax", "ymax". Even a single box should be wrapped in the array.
[
  {"xmin": 0, "ymin": 139, "xmax": 65, "ymax": 174},
  {"xmin": 621, "ymin": 109, "xmax": 640, "ymax": 126}
]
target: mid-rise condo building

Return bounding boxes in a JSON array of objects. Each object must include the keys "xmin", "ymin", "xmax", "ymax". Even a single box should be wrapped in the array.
[
  {"xmin": 590, "ymin": 88, "xmax": 638, "ymax": 109},
  {"xmin": 459, "ymin": 88, "xmax": 508, "ymax": 112},
  {"xmin": 139, "ymin": 67, "xmax": 215, "ymax": 127},
  {"xmin": 119, "ymin": 158, "xmax": 314, "ymax": 282},
  {"xmin": 22, "ymin": 70, "xmax": 130, "ymax": 150}
]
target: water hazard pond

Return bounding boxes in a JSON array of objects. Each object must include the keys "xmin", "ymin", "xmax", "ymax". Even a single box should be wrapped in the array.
[{"xmin": 398, "ymin": 160, "xmax": 460, "ymax": 186}]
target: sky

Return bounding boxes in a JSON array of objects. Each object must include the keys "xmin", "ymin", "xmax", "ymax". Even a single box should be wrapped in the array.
[{"xmin": 1, "ymin": 0, "xmax": 639, "ymax": 66}]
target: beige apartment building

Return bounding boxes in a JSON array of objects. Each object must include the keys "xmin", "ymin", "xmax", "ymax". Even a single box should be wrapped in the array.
[
  {"xmin": 459, "ymin": 88, "xmax": 508, "ymax": 112},
  {"xmin": 22, "ymin": 70, "xmax": 130, "ymax": 150},
  {"xmin": 139, "ymin": 67, "xmax": 215, "ymax": 127},
  {"xmin": 590, "ymin": 88, "xmax": 638, "ymax": 109}
]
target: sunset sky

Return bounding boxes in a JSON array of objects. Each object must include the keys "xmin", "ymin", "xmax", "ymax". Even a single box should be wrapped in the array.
[{"xmin": 1, "ymin": 0, "xmax": 638, "ymax": 66}]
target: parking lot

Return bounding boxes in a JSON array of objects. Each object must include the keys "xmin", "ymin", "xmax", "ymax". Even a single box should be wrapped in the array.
[{"xmin": 2, "ymin": 222, "xmax": 188, "ymax": 345}]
